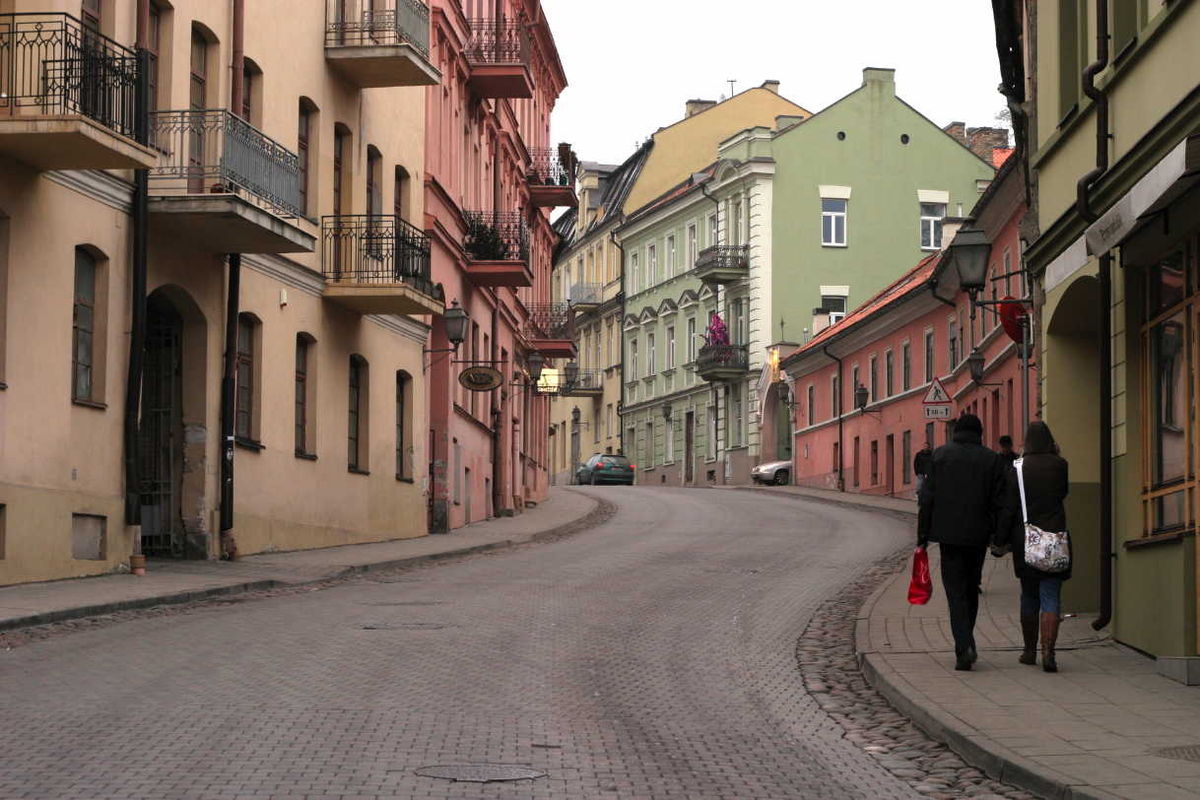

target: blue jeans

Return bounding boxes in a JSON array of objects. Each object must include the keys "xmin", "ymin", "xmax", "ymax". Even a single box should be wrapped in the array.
[{"xmin": 1020, "ymin": 576, "xmax": 1063, "ymax": 616}]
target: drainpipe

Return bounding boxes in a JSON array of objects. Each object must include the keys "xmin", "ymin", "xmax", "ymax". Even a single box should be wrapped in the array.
[
  {"xmin": 124, "ymin": 0, "xmax": 151, "ymax": 537},
  {"xmin": 491, "ymin": 291, "xmax": 503, "ymax": 517},
  {"xmin": 219, "ymin": 0, "xmax": 246, "ymax": 559},
  {"xmin": 822, "ymin": 345, "xmax": 845, "ymax": 492},
  {"xmin": 1075, "ymin": 0, "xmax": 1112, "ymax": 632},
  {"xmin": 610, "ymin": 223, "xmax": 625, "ymax": 455}
]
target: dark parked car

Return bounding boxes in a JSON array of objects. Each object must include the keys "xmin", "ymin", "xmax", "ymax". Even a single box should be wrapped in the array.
[{"xmin": 576, "ymin": 454, "xmax": 636, "ymax": 485}]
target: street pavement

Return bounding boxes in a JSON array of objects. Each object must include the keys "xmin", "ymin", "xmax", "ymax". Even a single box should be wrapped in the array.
[{"xmin": 0, "ymin": 486, "xmax": 924, "ymax": 800}]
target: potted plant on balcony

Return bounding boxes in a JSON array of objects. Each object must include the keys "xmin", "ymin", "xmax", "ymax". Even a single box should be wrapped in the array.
[
  {"xmin": 703, "ymin": 312, "xmax": 729, "ymax": 346},
  {"xmin": 465, "ymin": 220, "xmax": 509, "ymax": 261}
]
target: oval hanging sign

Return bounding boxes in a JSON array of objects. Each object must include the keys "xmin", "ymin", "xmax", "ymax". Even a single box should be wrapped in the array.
[
  {"xmin": 999, "ymin": 297, "xmax": 1029, "ymax": 344},
  {"xmin": 458, "ymin": 365, "xmax": 503, "ymax": 392}
]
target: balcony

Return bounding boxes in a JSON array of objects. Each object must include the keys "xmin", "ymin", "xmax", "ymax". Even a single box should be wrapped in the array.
[
  {"xmin": 527, "ymin": 147, "xmax": 576, "ymax": 207},
  {"xmin": 696, "ymin": 344, "xmax": 750, "ymax": 383},
  {"xmin": 562, "ymin": 368, "xmax": 603, "ymax": 397},
  {"xmin": 568, "ymin": 282, "xmax": 603, "ymax": 309},
  {"xmin": 524, "ymin": 302, "xmax": 576, "ymax": 359},
  {"xmin": 0, "ymin": 13, "xmax": 157, "ymax": 171},
  {"xmin": 325, "ymin": 0, "xmax": 438, "ymax": 88},
  {"xmin": 147, "ymin": 109, "xmax": 314, "ymax": 254},
  {"xmin": 694, "ymin": 245, "xmax": 749, "ymax": 285},
  {"xmin": 464, "ymin": 18, "xmax": 533, "ymax": 99},
  {"xmin": 462, "ymin": 211, "xmax": 531, "ymax": 287},
  {"xmin": 321, "ymin": 215, "xmax": 444, "ymax": 316}
]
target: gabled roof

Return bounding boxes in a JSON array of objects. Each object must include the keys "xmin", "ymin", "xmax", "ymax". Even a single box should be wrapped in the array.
[
  {"xmin": 554, "ymin": 140, "xmax": 652, "ymax": 265},
  {"xmin": 781, "ymin": 251, "xmax": 945, "ymax": 368}
]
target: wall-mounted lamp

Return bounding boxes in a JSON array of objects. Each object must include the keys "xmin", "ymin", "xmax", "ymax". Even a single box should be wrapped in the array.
[{"xmin": 855, "ymin": 382, "xmax": 882, "ymax": 421}]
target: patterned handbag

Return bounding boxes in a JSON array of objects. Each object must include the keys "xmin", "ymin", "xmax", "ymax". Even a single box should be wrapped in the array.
[{"xmin": 1015, "ymin": 458, "xmax": 1071, "ymax": 574}]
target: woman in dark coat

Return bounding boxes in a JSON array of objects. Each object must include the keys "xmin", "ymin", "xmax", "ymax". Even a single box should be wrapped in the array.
[{"xmin": 996, "ymin": 421, "xmax": 1070, "ymax": 672}]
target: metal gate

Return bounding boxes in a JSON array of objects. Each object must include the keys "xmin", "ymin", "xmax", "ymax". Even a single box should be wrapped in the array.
[{"xmin": 140, "ymin": 300, "xmax": 185, "ymax": 558}]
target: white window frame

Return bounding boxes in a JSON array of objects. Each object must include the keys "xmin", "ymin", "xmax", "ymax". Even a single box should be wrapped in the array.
[
  {"xmin": 667, "ymin": 326, "xmax": 676, "ymax": 368},
  {"xmin": 666, "ymin": 418, "xmax": 675, "ymax": 463},
  {"xmin": 707, "ymin": 406, "xmax": 717, "ymax": 460},
  {"xmin": 630, "ymin": 251, "xmax": 640, "ymax": 293},
  {"xmin": 666, "ymin": 234, "xmax": 676, "ymax": 278},
  {"xmin": 686, "ymin": 317, "xmax": 697, "ymax": 362},
  {"xmin": 708, "ymin": 213, "xmax": 718, "ymax": 247},
  {"xmin": 630, "ymin": 338, "xmax": 638, "ymax": 379},
  {"xmin": 647, "ymin": 244, "xmax": 657, "ymax": 286},
  {"xmin": 821, "ymin": 198, "xmax": 848, "ymax": 247},
  {"xmin": 920, "ymin": 202, "xmax": 947, "ymax": 250},
  {"xmin": 687, "ymin": 223, "xmax": 697, "ymax": 268},
  {"xmin": 647, "ymin": 333, "xmax": 656, "ymax": 377}
]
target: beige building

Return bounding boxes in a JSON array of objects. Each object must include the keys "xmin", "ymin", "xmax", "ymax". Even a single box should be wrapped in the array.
[{"xmin": 0, "ymin": 0, "xmax": 445, "ymax": 585}]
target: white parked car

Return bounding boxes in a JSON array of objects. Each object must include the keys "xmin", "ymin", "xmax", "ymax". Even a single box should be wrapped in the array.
[{"xmin": 751, "ymin": 460, "xmax": 791, "ymax": 486}]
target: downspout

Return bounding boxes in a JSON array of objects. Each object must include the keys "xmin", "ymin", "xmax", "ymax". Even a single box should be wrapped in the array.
[
  {"xmin": 491, "ymin": 291, "xmax": 502, "ymax": 517},
  {"xmin": 822, "ymin": 345, "xmax": 844, "ymax": 491},
  {"xmin": 124, "ymin": 0, "xmax": 151, "ymax": 535},
  {"xmin": 219, "ymin": 0, "xmax": 246, "ymax": 559},
  {"xmin": 1075, "ymin": 0, "xmax": 1112, "ymax": 632},
  {"xmin": 610, "ymin": 223, "xmax": 625, "ymax": 454}
]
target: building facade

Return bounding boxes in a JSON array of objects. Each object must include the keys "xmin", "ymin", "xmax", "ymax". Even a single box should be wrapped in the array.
[
  {"xmin": 422, "ymin": 0, "xmax": 567, "ymax": 532},
  {"xmin": 1, "ymin": 0, "xmax": 452, "ymax": 585},
  {"xmin": 547, "ymin": 148, "xmax": 649, "ymax": 485},
  {"xmin": 995, "ymin": 0, "xmax": 1200, "ymax": 672}
]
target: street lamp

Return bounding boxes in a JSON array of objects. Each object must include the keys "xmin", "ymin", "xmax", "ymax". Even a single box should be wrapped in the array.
[
  {"xmin": 564, "ymin": 360, "xmax": 579, "ymax": 387},
  {"xmin": 662, "ymin": 402, "xmax": 672, "ymax": 421},
  {"xmin": 949, "ymin": 226, "xmax": 992, "ymax": 303},
  {"xmin": 967, "ymin": 348, "xmax": 986, "ymax": 383},
  {"xmin": 854, "ymin": 383, "xmax": 869, "ymax": 412},
  {"xmin": 442, "ymin": 301, "xmax": 469, "ymax": 349},
  {"xmin": 526, "ymin": 352, "xmax": 545, "ymax": 383}
]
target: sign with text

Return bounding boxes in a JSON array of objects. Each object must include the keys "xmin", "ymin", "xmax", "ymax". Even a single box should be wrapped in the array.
[
  {"xmin": 458, "ymin": 365, "xmax": 503, "ymax": 392},
  {"xmin": 922, "ymin": 377, "xmax": 952, "ymax": 419},
  {"xmin": 924, "ymin": 404, "xmax": 953, "ymax": 420}
]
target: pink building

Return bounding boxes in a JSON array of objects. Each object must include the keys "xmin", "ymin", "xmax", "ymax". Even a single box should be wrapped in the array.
[
  {"xmin": 423, "ymin": 1, "xmax": 571, "ymax": 532},
  {"xmin": 781, "ymin": 159, "xmax": 1031, "ymax": 496}
]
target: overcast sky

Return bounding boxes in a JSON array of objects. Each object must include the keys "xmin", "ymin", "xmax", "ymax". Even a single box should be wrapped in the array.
[{"xmin": 542, "ymin": 0, "xmax": 1006, "ymax": 166}]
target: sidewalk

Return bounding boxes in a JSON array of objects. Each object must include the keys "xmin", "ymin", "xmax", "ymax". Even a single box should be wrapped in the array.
[
  {"xmin": 726, "ymin": 482, "xmax": 920, "ymax": 517},
  {"xmin": 861, "ymin": 546, "xmax": 1200, "ymax": 800},
  {"xmin": 0, "ymin": 488, "xmax": 604, "ymax": 632}
]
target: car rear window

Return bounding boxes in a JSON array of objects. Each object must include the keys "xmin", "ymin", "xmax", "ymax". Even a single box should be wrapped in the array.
[{"xmin": 599, "ymin": 456, "xmax": 630, "ymax": 467}]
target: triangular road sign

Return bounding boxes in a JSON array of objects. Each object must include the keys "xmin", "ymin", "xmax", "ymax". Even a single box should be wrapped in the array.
[{"xmin": 922, "ymin": 378, "xmax": 951, "ymax": 405}]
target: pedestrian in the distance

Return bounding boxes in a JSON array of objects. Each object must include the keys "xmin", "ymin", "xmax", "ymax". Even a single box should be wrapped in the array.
[
  {"xmin": 913, "ymin": 441, "xmax": 934, "ymax": 498},
  {"xmin": 996, "ymin": 421, "xmax": 1070, "ymax": 672},
  {"xmin": 917, "ymin": 414, "xmax": 1007, "ymax": 671},
  {"xmin": 997, "ymin": 435, "xmax": 1019, "ymax": 466}
]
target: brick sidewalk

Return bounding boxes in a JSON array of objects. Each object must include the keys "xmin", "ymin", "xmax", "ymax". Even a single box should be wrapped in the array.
[{"xmin": 0, "ymin": 488, "xmax": 603, "ymax": 632}]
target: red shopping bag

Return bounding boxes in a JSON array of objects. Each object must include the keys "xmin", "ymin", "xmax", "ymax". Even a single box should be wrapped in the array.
[{"xmin": 908, "ymin": 546, "xmax": 932, "ymax": 605}]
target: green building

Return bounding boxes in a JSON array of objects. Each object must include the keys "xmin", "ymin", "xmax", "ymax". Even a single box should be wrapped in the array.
[{"xmin": 619, "ymin": 68, "xmax": 999, "ymax": 486}]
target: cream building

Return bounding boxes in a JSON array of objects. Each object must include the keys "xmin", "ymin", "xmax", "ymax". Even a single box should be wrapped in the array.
[{"xmin": 0, "ymin": 0, "xmax": 445, "ymax": 585}]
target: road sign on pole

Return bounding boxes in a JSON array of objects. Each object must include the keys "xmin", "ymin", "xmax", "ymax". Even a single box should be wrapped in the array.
[{"xmin": 922, "ymin": 377, "xmax": 953, "ymax": 419}]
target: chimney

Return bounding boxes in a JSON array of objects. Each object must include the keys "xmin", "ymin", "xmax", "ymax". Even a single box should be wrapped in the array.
[
  {"xmin": 685, "ymin": 99, "xmax": 717, "ymax": 118},
  {"xmin": 966, "ymin": 127, "xmax": 1011, "ymax": 162},
  {"xmin": 940, "ymin": 217, "xmax": 970, "ymax": 247},
  {"xmin": 861, "ymin": 67, "xmax": 895, "ymax": 95},
  {"xmin": 760, "ymin": 79, "xmax": 780, "ymax": 94},
  {"xmin": 943, "ymin": 121, "xmax": 967, "ymax": 145}
]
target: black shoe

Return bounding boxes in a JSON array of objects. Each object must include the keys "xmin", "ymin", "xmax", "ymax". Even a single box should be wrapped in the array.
[
  {"xmin": 967, "ymin": 645, "xmax": 978, "ymax": 665},
  {"xmin": 955, "ymin": 656, "xmax": 973, "ymax": 671}
]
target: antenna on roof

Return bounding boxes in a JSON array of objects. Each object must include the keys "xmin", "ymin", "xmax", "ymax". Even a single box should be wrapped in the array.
[{"xmin": 727, "ymin": 79, "xmax": 737, "ymax": 97}]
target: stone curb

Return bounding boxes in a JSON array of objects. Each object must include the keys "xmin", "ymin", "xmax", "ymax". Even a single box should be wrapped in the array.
[
  {"xmin": 727, "ymin": 485, "xmax": 919, "ymax": 521},
  {"xmin": 0, "ymin": 489, "xmax": 613, "ymax": 634}
]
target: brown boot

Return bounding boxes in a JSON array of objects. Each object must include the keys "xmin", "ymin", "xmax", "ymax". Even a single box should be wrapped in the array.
[
  {"xmin": 1019, "ymin": 614, "xmax": 1039, "ymax": 665},
  {"xmin": 1040, "ymin": 612, "xmax": 1060, "ymax": 673}
]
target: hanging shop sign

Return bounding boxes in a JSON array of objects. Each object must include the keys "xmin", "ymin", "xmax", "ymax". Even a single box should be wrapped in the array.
[{"xmin": 458, "ymin": 365, "xmax": 503, "ymax": 392}]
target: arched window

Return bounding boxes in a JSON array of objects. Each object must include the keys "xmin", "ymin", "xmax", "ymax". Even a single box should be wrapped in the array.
[
  {"xmin": 396, "ymin": 371, "xmax": 412, "ymax": 480},
  {"xmin": 295, "ymin": 333, "xmax": 317, "ymax": 457},
  {"xmin": 348, "ymin": 354, "xmax": 369, "ymax": 472},
  {"xmin": 240, "ymin": 57, "xmax": 262, "ymax": 126},
  {"xmin": 235, "ymin": 312, "xmax": 261, "ymax": 443},
  {"xmin": 394, "ymin": 165, "xmax": 410, "ymax": 222}
]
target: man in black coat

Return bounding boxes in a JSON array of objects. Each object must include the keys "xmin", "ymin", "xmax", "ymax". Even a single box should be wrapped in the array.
[{"xmin": 917, "ymin": 413, "xmax": 1008, "ymax": 671}]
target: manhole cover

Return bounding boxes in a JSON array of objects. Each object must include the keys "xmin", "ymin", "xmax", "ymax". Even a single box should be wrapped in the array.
[
  {"xmin": 1152, "ymin": 745, "xmax": 1200, "ymax": 763},
  {"xmin": 360, "ymin": 622, "xmax": 450, "ymax": 631},
  {"xmin": 413, "ymin": 764, "xmax": 547, "ymax": 783}
]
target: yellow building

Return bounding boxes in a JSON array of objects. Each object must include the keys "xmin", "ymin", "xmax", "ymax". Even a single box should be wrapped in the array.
[
  {"xmin": 548, "ymin": 85, "xmax": 808, "ymax": 483},
  {"xmin": 998, "ymin": 0, "xmax": 1200, "ymax": 675},
  {"xmin": 0, "ymin": 0, "xmax": 444, "ymax": 584}
]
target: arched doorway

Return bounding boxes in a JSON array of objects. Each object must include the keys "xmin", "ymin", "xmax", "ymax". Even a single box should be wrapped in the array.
[
  {"xmin": 140, "ymin": 286, "xmax": 208, "ymax": 558},
  {"xmin": 1045, "ymin": 274, "xmax": 1101, "ymax": 611}
]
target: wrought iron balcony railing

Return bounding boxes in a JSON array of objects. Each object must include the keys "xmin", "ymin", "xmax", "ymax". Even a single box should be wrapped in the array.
[
  {"xmin": 694, "ymin": 244, "xmax": 749, "ymax": 274},
  {"xmin": 0, "ymin": 13, "xmax": 144, "ymax": 141},
  {"xmin": 696, "ymin": 344, "xmax": 750, "ymax": 380},
  {"xmin": 525, "ymin": 302, "xmax": 574, "ymax": 341},
  {"xmin": 528, "ymin": 147, "xmax": 571, "ymax": 187},
  {"xmin": 569, "ymin": 283, "xmax": 603, "ymax": 306},
  {"xmin": 463, "ymin": 210, "xmax": 528, "ymax": 262},
  {"xmin": 564, "ymin": 369, "xmax": 603, "ymax": 394},
  {"xmin": 148, "ymin": 109, "xmax": 303, "ymax": 218},
  {"xmin": 464, "ymin": 17, "xmax": 531, "ymax": 65},
  {"xmin": 322, "ymin": 214, "xmax": 440, "ymax": 299},
  {"xmin": 325, "ymin": 0, "xmax": 430, "ymax": 56}
]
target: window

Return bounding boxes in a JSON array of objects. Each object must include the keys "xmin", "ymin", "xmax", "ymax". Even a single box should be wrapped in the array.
[
  {"xmin": 686, "ymin": 317, "xmax": 697, "ymax": 362},
  {"xmin": 1058, "ymin": 0, "xmax": 1086, "ymax": 119},
  {"xmin": 0, "ymin": 505, "xmax": 5, "ymax": 560},
  {"xmin": 821, "ymin": 199, "xmax": 847, "ymax": 246},
  {"xmin": 924, "ymin": 330, "xmax": 935, "ymax": 381},
  {"xmin": 730, "ymin": 384, "xmax": 743, "ymax": 447},
  {"xmin": 831, "ymin": 374, "xmax": 841, "ymax": 417},
  {"xmin": 666, "ymin": 235, "xmax": 676, "ymax": 278},
  {"xmin": 885, "ymin": 350, "xmax": 894, "ymax": 397},
  {"xmin": 298, "ymin": 101, "xmax": 315, "ymax": 215},
  {"xmin": 240, "ymin": 58, "xmax": 261, "ymax": 125},
  {"xmin": 295, "ymin": 334, "xmax": 315, "ymax": 456},
  {"xmin": 606, "ymin": 404, "xmax": 613, "ymax": 437},
  {"xmin": 366, "ymin": 146, "xmax": 382, "ymax": 217},
  {"xmin": 821, "ymin": 294, "xmax": 848, "ymax": 325},
  {"xmin": 189, "ymin": 28, "xmax": 208, "ymax": 111},
  {"xmin": 333, "ymin": 125, "xmax": 350, "ymax": 218},
  {"xmin": 806, "ymin": 384, "xmax": 815, "ymax": 425},
  {"xmin": 630, "ymin": 339, "xmax": 638, "ymax": 380},
  {"xmin": 82, "ymin": 0, "xmax": 102, "ymax": 32},
  {"xmin": 667, "ymin": 326, "xmax": 676, "ymax": 368},
  {"xmin": 1004, "ymin": 249, "xmax": 1014, "ymax": 297},
  {"xmin": 852, "ymin": 436, "xmax": 861, "ymax": 487},
  {"xmin": 687, "ymin": 224, "xmax": 697, "ymax": 267},
  {"xmin": 647, "ymin": 333, "xmax": 656, "ymax": 376},
  {"xmin": 851, "ymin": 365, "xmax": 860, "ymax": 400},
  {"xmin": 708, "ymin": 213, "xmax": 718, "ymax": 247},
  {"xmin": 146, "ymin": 3, "xmax": 162, "ymax": 112},
  {"xmin": 902, "ymin": 431, "xmax": 912, "ymax": 485},
  {"xmin": 394, "ymin": 166, "xmax": 410, "ymax": 222},
  {"xmin": 920, "ymin": 203, "xmax": 946, "ymax": 250},
  {"xmin": 732, "ymin": 199, "xmax": 743, "ymax": 245},
  {"xmin": 644, "ymin": 421, "xmax": 654, "ymax": 466},
  {"xmin": 235, "ymin": 313, "xmax": 259, "ymax": 442},
  {"xmin": 72, "ymin": 248, "xmax": 98, "ymax": 402},
  {"xmin": 870, "ymin": 440, "xmax": 879, "ymax": 485},
  {"xmin": 869, "ymin": 356, "xmax": 878, "ymax": 402},
  {"xmin": 348, "ymin": 356, "xmax": 369, "ymax": 472},
  {"xmin": 707, "ymin": 407, "xmax": 717, "ymax": 459},
  {"xmin": 648, "ymin": 244, "xmax": 657, "ymax": 286},
  {"xmin": 948, "ymin": 318, "xmax": 958, "ymax": 368},
  {"xmin": 1112, "ymin": 0, "xmax": 1138, "ymax": 56},
  {"xmin": 902, "ymin": 342, "xmax": 911, "ymax": 391},
  {"xmin": 666, "ymin": 416, "xmax": 675, "ymax": 462},
  {"xmin": 630, "ymin": 252, "xmax": 640, "ymax": 293},
  {"xmin": 396, "ymin": 371, "xmax": 411, "ymax": 479}
]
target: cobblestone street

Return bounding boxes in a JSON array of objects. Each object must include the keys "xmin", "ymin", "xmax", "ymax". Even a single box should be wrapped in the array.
[{"xmin": 5, "ymin": 488, "xmax": 938, "ymax": 799}]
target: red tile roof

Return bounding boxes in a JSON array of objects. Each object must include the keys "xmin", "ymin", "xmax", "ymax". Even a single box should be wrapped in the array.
[
  {"xmin": 781, "ymin": 250, "xmax": 945, "ymax": 367},
  {"xmin": 992, "ymin": 147, "xmax": 1014, "ymax": 168}
]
